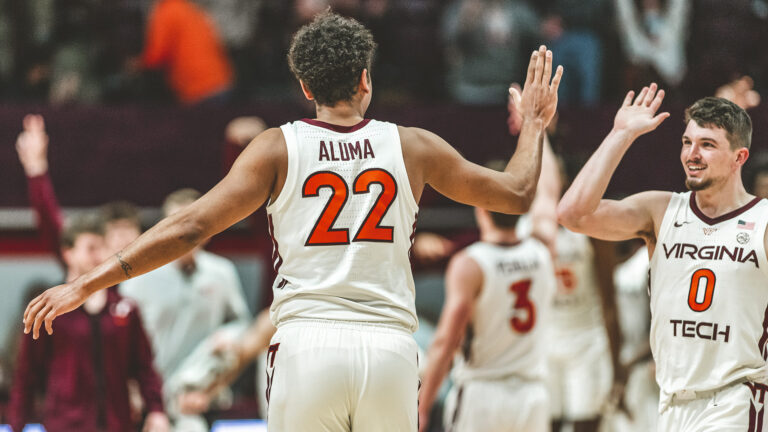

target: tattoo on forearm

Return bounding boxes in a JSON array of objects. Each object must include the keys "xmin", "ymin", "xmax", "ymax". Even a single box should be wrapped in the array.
[{"xmin": 117, "ymin": 253, "xmax": 133, "ymax": 278}]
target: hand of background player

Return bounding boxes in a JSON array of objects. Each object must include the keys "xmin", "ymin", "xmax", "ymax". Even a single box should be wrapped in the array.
[
  {"xmin": 608, "ymin": 363, "xmax": 632, "ymax": 420},
  {"xmin": 23, "ymin": 282, "xmax": 90, "ymax": 339},
  {"xmin": 612, "ymin": 83, "xmax": 670, "ymax": 138},
  {"xmin": 142, "ymin": 411, "xmax": 171, "ymax": 432},
  {"xmin": 510, "ymin": 45, "xmax": 563, "ymax": 129},
  {"xmin": 15, "ymin": 114, "xmax": 49, "ymax": 177}
]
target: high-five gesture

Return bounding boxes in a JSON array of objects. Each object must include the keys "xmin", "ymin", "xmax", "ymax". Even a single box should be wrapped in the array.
[
  {"xmin": 510, "ymin": 45, "xmax": 563, "ymax": 128},
  {"xmin": 613, "ymin": 83, "xmax": 670, "ymax": 138}
]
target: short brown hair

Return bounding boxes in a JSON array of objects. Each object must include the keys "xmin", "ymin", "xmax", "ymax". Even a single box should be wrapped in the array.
[
  {"xmin": 100, "ymin": 201, "xmax": 140, "ymax": 228},
  {"xmin": 163, "ymin": 188, "xmax": 201, "ymax": 216},
  {"xmin": 684, "ymin": 97, "xmax": 752, "ymax": 149},
  {"xmin": 288, "ymin": 11, "xmax": 376, "ymax": 106},
  {"xmin": 60, "ymin": 212, "xmax": 104, "ymax": 249}
]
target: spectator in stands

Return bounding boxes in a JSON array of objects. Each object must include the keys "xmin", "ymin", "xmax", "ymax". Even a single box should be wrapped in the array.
[
  {"xmin": 538, "ymin": 0, "xmax": 610, "ymax": 106},
  {"xmin": 119, "ymin": 188, "xmax": 251, "ymax": 431},
  {"xmin": 442, "ymin": 0, "xmax": 539, "ymax": 105},
  {"xmin": 100, "ymin": 201, "xmax": 143, "ymax": 255},
  {"xmin": 684, "ymin": 0, "xmax": 764, "ymax": 97},
  {"xmin": 139, "ymin": 0, "xmax": 234, "ymax": 104},
  {"xmin": 14, "ymin": 114, "xmax": 169, "ymax": 430},
  {"xmin": 7, "ymin": 212, "xmax": 169, "ymax": 432},
  {"xmin": 614, "ymin": 0, "xmax": 689, "ymax": 89},
  {"xmin": 15, "ymin": 115, "xmax": 143, "ymax": 260},
  {"xmin": 193, "ymin": 0, "xmax": 262, "ymax": 100}
]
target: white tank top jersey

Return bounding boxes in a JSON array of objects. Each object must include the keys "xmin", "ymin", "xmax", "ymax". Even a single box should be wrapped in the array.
[
  {"xmin": 266, "ymin": 119, "xmax": 419, "ymax": 332},
  {"xmin": 517, "ymin": 215, "xmax": 603, "ymax": 335},
  {"xmin": 451, "ymin": 239, "xmax": 556, "ymax": 384},
  {"xmin": 614, "ymin": 246, "xmax": 650, "ymax": 364},
  {"xmin": 650, "ymin": 191, "xmax": 768, "ymax": 406}
]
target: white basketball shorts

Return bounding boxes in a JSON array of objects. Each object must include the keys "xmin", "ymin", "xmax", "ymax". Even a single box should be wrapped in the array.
[
  {"xmin": 265, "ymin": 319, "xmax": 419, "ymax": 432},
  {"xmin": 443, "ymin": 377, "xmax": 550, "ymax": 432}
]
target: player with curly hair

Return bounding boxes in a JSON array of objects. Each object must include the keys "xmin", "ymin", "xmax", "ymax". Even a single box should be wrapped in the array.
[{"xmin": 23, "ymin": 12, "xmax": 562, "ymax": 431}]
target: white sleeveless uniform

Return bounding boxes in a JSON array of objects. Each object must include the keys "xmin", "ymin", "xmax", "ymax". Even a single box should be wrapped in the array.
[
  {"xmin": 265, "ymin": 118, "xmax": 419, "ymax": 432},
  {"xmin": 517, "ymin": 216, "xmax": 613, "ymax": 420},
  {"xmin": 651, "ymin": 191, "xmax": 768, "ymax": 431},
  {"xmin": 443, "ymin": 239, "xmax": 556, "ymax": 432},
  {"xmin": 603, "ymin": 246, "xmax": 659, "ymax": 432}
]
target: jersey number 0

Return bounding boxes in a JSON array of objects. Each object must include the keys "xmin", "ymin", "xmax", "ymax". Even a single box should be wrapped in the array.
[
  {"xmin": 302, "ymin": 168, "xmax": 397, "ymax": 245},
  {"xmin": 688, "ymin": 268, "xmax": 716, "ymax": 312}
]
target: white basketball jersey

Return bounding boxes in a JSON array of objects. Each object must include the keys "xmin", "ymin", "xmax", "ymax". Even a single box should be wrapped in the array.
[
  {"xmin": 650, "ymin": 191, "xmax": 768, "ymax": 405},
  {"xmin": 266, "ymin": 119, "xmax": 419, "ymax": 331},
  {"xmin": 517, "ymin": 215, "xmax": 603, "ymax": 335},
  {"xmin": 614, "ymin": 246, "xmax": 650, "ymax": 363},
  {"xmin": 451, "ymin": 239, "xmax": 556, "ymax": 383}
]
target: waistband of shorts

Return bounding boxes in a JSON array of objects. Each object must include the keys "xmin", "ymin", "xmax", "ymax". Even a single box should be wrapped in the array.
[
  {"xmin": 664, "ymin": 379, "xmax": 748, "ymax": 408},
  {"xmin": 276, "ymin": 318, "xmax": 413, "ymax": 335}
]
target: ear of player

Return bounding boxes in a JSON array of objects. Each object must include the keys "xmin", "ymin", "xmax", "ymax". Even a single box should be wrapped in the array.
[{"xmin": 510, "ymin": 45, "xmax": 564, "ymax": 129}]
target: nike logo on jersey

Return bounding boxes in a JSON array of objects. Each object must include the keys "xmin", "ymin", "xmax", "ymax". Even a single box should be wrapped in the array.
[{"xmin": 674, "ymin": 221, "xmax": 691, "ymax": 227}]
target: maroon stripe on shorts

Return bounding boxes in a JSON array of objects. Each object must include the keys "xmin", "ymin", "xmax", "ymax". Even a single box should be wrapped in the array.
[
  {"xmin": 448, "ymin": 386, "xmax": 464, "ymax": 432},
  {"xmin": 759, "ymin": 303, "xmax": 768, "ymax": 360},
  {"xmin": 745, "ymin": 382, "xmax": 768, "ymax": 432}
]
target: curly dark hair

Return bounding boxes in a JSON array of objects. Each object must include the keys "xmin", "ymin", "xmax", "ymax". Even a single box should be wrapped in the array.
[
  {"xmin": 684, "ymin": 97, "xmax": 752, "ymax": 149},
  {"xmin": 288, "ymin": 11, "xmax": 376, "ymax": 106}
]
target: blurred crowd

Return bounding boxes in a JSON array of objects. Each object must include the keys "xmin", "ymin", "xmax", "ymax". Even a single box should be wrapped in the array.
[{"xmin": 0, "ymin": 0, "xmax": 767, "ymax": 106}]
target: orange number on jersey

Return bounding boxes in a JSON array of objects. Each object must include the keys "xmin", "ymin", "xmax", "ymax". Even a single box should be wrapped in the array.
[
  {"xmin": 688, "ymin": 268, "xmax": 716, "ymax": 312},
  {"xmin": 555, "ymin": 267, "xmax": 576, "ymax": 292},
  {"xmin": 510, "ymin": 279, "xmax": 536, "ymax": 333},
  {"xmin": 302, "ymin": 169, "xmax": 397, "ymax": 245},
  {"xmin": 302, "ymin": 171, "xmax": 349, "ymax": 245},
  {"xmin": 353, "ymin": 169, "xmax": 396, "ymax": 242}
]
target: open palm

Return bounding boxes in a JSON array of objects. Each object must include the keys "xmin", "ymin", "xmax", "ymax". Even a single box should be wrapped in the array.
[
  {"xmin": 511, "ymin": 45, "xmax": 563, "ymax": 128},
  {"xmin": 614, "ymin": 83, "xmax": 670, "ymax": 137}
]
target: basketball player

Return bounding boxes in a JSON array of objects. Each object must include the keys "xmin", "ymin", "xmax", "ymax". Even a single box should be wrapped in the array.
[
  {"xmin": 417, "ymin": 150, "xmax": 560, "ymax": 432},
  {"xmin": 23, "ymin": 12, "xmax": 563, "ymax": 432},
  {"xmin": 510, "ymin": 86, "xmax": 624, "ymax": 432},
  {"xmin": 558, "ymin": 84, "xmax": 768, "ymax": 431}
]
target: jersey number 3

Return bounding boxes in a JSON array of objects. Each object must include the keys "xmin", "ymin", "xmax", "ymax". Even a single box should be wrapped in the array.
[
  {"xmin": 302, "ymin": 169, "xmax": 397, "ymax": 245},
  {"xmin": 510, "ymin": 279, "xmax": 536, "ymax": 333}
]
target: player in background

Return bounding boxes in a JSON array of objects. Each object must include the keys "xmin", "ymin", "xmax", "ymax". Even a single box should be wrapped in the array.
[
  {"xmin": 603, "ymin": 240, "xmax": 658, "ymax": 432},
  {"xmin": 510, "ymin": 94, "xmax": 626, "ymax": 432},
  {"xmin": 558, "ymin": 82, "xmax": 768, "ymax": 431},
  {"xmin": 23, "ymin": 12, "xmax": 562, "ymax": 432},
  {"xmin": 417, "ymin": 84, "xmax": 561, "ymax": 431}
]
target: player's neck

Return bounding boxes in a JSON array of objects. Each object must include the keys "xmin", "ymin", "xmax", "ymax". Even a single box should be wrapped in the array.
[
  {"xmin": 693, "ymin": 177, "xmax": 752, "ymax": 218},
  {"xmin": 480, "ymin": 229, "xmax": 519, "ymax": 245},
  {"xmin": 314, "ymin": 101, "xmax": 366, "ymax": 126}
]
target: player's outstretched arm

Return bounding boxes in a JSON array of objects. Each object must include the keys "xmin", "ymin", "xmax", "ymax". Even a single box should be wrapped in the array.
[
  {"xmin": 23, "ymin": 128, "xmax": 286, "ymax": 339},
  {"xmin": 405, "ymin": 46, "xmax": 562, "ymax": 214},
  {"xmin": 418, "ymin": 252, "xmax": 482, "ymax": 432},
  {"xmin": 558, "ymin": 83, "xmax": 671, "ymax": 241}
]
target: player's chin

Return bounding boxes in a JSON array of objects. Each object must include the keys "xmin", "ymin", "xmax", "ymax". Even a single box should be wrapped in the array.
[{"xmin": 685, "ymin": 177, "xmax": 713, "ymax": 191}]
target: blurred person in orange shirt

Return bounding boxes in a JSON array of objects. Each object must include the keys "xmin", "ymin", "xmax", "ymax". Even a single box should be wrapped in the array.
[{"xmin": 139, "ymin": 0, "xmax": 234, "ymax": 104}]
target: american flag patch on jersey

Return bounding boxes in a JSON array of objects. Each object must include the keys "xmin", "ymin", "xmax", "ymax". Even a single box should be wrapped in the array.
[{"xmin": 738, "ymin": 219, "xmax": 755, "ymax": 230}]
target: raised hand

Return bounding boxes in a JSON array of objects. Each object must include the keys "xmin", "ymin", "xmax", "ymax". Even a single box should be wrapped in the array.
[
  {"xmin": 613, "ymin": 83, "xmax": 670, "ymax": 138},
  {"xmin": 510, "ymin": 45, "xmax": 563, "ymax": 128},
  {"xmin": 15, "ymin": 114, "xmax": 49, "ymax": 177},
  {"xmin": 23, "ymin": 282, "xmax": 90, "ymax": 339}
]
